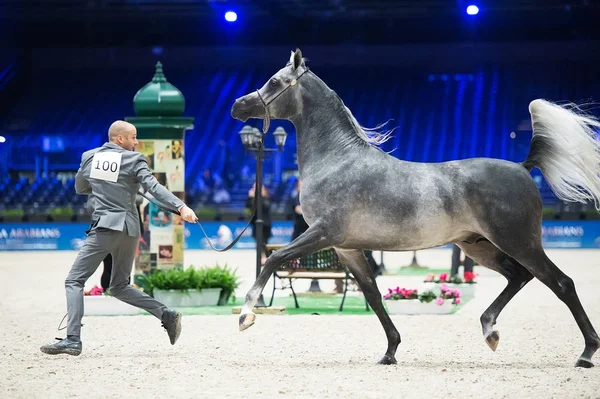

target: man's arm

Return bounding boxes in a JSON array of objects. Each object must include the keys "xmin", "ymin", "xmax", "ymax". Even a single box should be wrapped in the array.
[
  {"xmin": 75, "ymin": 153, "xmax": 92, "ymax": 195},
  {"xmin": 134, "ymin": 154, "xmax": 197, "ymax": 221}
]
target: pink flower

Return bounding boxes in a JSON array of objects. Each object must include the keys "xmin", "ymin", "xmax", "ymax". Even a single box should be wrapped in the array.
[
  {"xmin": 86, "ymin": 285, "xmax": 104, "ymax": 296},
  {"xmin": 388, "ymin": 288, "xmax": 393, "ymax": 294},
  {"xmin": 439, "ymin": 273, "xmax": 448, "ymax": 282},
  {"xmin": 394, "ymin": 287, "xmax": 401, "ymax": 294},
  {"xmin": 436, "ymin": 297, "xmax": 444, "ymax": 306},
  {"xmin": 455, "ymin": 298, "xmax": 461, "ymax": 305},
  {"xmin": 440, "ymin": 283, "xmax": 448, "ymax": 291},
  {"xmin": 424, "ymin": 273, "xmax": 435, "ymax": 282}
]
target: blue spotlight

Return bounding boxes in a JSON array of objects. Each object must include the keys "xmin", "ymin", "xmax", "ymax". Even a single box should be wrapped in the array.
[
  {"xmin": 466, "ymin": 5, "xmax": 479, "ymax": 15},
  {"xmin": 224, "ymin": 11, "xmax": 237, "ymax": 22}
]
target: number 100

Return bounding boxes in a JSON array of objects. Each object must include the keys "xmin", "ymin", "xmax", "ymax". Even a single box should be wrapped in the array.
[{"xmin": 95, "ymin": 160, "xmax": 118, "ymax": 172}]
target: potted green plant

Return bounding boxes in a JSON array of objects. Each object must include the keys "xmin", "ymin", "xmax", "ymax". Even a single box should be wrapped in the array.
[
  {"xmin": 141, "ymin": 267, "xmax": 222, "ymax": 307},
  {"xmin": 195, "ymin": 263, "xmax": 240, "ymax": 306}
]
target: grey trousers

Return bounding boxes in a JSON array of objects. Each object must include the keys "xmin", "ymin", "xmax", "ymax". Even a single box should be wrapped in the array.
[{"xmin": 65, "ymin": 228, "xmax": 167, "ymax": 337}]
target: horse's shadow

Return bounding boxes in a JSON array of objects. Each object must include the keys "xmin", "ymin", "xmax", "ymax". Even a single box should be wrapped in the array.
[
  {"xmin": 226, "ymin": 358, "xmax": 571, "ymax": 370},
  {"xmin": 403, "ymin": 359, "xmax": 571, "ymax": 370}
]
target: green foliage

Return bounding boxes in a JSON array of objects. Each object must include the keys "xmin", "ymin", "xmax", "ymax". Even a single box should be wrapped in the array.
[
  {"xmin": 141, "ymin": 267, "xmax": 196, "ymax": 295},
  {"xmin": 418, "ymin": 290, "xmax": 437, "ymax": 304},
  {"xmin": 195, "ymin": 207, "xmax": 218, "ymax": 218},
  {"xmin": 1, "ymin": 208, "xmax": 24, "ymax": 217},
  {"xmin": 50, "ymin": 207, "xmax": 74, "ymax": 216},
  {"xmin": 140, "ymin": 264, "xmax": 240, "ymax": 302},
  {"xmin": 542, "ymin": 207, "xmax": 556, "ymax": 219},
  {"xmin": 208, "ymin": 263, "xmax": 240, "ymax": 298}
]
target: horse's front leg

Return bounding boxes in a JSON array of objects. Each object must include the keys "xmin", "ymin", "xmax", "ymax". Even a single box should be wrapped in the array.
[{"xmin": 239, "ymin": 220, "xmax": 336, "ymax": 330}]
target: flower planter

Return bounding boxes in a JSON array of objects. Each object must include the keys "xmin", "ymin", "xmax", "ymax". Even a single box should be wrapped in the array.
[
  {"xmin": 84, "ymin": 295, "xmax": 141, "ymax": 316},
  {"xmin": 153, "ymin": 288, "xmax": 222, "ymax": 307},
  {"xmin": 422, "ymin": 282, "xmax": 476, "ymax": 301},
  {"xmin": 385, "ymin": 299, "xmax": 455, "ymax": 315},
  {"xmin": 385, "ymin": 299, "xmax": 421, "ymax": 315}
]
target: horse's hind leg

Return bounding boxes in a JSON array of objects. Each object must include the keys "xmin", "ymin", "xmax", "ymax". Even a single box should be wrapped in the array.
[
  {"xmin": 502, "ymin": 245, "xmax": 600, "ymax": 368},
  {"xmin": 485, "ymin": 222, "xmax": 600, "ymax": 368},
  {"xmin": 458, "ymin": 239, "xmax": 533, "ymax": 351},
  {"xmin": 335, "ymin": 248, "xmax": 401, "ymax": 365}
]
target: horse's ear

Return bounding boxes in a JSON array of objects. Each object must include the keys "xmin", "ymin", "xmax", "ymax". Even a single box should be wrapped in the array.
[{"xmin": 293, "ymin": 48, "xmax": 303, "ymax": 70}]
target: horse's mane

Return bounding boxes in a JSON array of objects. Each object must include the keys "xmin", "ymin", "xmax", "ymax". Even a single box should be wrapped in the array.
[
  {"xmin": 342, "ymin": 104, "xmax": 395, "ymax": 147},
  {"xmin": 293, "ymin": 59, "xmax": 395, "ymax": 149}
]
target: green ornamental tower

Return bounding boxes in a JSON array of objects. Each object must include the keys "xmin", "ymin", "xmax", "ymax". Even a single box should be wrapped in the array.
[{"xmin": 126, "ymin": 61, "xmax": 194, "ymax": 275}]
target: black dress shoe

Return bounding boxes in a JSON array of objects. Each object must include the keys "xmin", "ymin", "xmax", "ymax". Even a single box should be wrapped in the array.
[
  {"xmin": 40, "ymin": 337, "xmax": 82, "ymax": 356},
  {"xmin": 161, "ymin": 310, "xmax": 182, "ymax": 345}
]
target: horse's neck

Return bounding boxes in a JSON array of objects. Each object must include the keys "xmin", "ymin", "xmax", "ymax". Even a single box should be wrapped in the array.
[{"xmin": 291, "ymin": 85, "xmax": 366, "ymax": 176}]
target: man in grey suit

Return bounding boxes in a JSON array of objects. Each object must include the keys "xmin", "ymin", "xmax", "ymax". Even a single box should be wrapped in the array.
[{"xmin": 40, "ymin": 120, "xmax": 198, "ymax": 356}]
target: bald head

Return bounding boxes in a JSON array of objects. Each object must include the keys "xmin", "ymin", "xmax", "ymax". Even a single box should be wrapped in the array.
[
  {"xmin": 108, "ymin": 120, "xmax": 135, "ymax": 141},
  {"xmin": 108, "ymin": 120, "xmax": 138, "ymax": 150}
]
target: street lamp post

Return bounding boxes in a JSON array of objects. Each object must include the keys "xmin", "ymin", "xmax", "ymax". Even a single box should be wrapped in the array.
[{"xmin": 239, "ymin": 125, "xmax": 287, "ymax": 307}]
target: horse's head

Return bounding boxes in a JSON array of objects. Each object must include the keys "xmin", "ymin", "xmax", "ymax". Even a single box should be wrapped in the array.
[{"xmin": 231, "ymin": 48, "xmax": 308, "ymax": 126}]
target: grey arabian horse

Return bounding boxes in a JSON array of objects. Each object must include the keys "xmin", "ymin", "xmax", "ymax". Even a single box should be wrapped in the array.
[{"xmin": 230, "ymin": 48, "xmax": 600, "ymax": 367}]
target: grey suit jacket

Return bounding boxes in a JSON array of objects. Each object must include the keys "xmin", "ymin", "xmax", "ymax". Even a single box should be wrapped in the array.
[{"xmin": 75, "ymin": 142, "xmax": 185, "ymax": 237}]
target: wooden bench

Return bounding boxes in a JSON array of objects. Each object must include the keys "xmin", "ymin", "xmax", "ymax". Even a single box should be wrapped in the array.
[{"xmin": 264, "ymin": 244, "xmax": 369, "ymax": 311}]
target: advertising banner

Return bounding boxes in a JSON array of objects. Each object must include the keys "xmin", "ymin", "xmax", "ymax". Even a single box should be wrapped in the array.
[
  {"xmin": 0, "ymin": 224, "xmax": 89, "ymax": 251},
  {"xmin": 2, "ymin": 221, "xmax": 600, "ymax": 251}
]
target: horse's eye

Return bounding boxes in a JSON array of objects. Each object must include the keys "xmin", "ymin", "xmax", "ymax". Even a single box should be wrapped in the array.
[{"xmin": 270, "ymin": 78, "xmax": 278, "ymax": 86}]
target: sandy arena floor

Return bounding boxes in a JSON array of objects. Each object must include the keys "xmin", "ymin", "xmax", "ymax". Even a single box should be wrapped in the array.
[{"xmin": 1, "ymin": 248, "xmax": 599, "ymax": 399}]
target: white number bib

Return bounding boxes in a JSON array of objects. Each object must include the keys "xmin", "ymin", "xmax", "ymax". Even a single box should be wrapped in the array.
[{"xmin": 90, "ymin": 151, "xmax": 122, "ymax": 182}]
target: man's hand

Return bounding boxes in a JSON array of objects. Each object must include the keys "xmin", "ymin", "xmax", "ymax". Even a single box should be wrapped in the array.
[{"xmin": 178, "ymin": 205, "xmax": 198, "ymax": 223}]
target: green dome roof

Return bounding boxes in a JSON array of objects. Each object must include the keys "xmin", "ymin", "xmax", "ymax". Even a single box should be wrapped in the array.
[{"xmin": 133, "ymin": 62, "xmax": 185, "ymax": 117}]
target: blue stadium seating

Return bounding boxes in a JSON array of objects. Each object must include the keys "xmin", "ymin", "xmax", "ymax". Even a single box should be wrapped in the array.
[{"xmin": 2, "ymin": 62, "xmax": 600, "ymax": 214}]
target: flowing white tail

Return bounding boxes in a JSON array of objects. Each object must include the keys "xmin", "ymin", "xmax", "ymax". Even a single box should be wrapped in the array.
[{"xmin": 523, "ymin": 99, "xmax": 600, "ymax": 211}]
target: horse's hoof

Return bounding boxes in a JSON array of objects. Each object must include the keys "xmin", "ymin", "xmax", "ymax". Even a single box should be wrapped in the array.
[
  {"xmin": 575, "ymin": 358, "xmax": 594, "ymax": 368},
  {"xmin": 485, "ymin": 330, "xmax": 500, "ymax": 352},
  {"xmin": 377, "ymin": 355, "xmax": 397, "ymax": 365},
  {"xmin": 239, "ymin": 312, "xmax": 256, "ymax": 331}
]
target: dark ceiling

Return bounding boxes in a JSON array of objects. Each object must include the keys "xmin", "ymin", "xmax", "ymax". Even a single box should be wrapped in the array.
[{"xmin": 3, "ymin": 0, "xmax": 600, "ymax": 47}]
